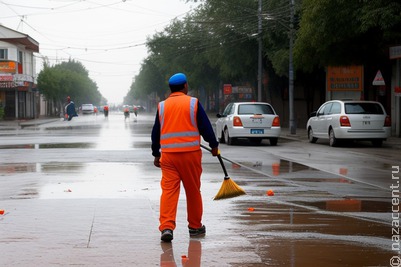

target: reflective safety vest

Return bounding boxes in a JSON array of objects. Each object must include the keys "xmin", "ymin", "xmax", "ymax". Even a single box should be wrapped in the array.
[{"xmin": 158, "ymin": 92, "xmax": 200, "ymax": 152}]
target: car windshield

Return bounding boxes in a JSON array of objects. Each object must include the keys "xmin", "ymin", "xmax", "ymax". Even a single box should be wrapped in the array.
[
  {"xmin": 345, "ymin": 103, "xmax": 384, "ymax": 115},
  {"xmin": 238, "ymin": 104, "xmax": 274, "ymax": 115}
]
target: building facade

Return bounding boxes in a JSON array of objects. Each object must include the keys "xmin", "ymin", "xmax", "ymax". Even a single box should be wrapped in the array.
[{"xmin": 0, "ymin": 25, "xmax": 39, "ymax": 120}]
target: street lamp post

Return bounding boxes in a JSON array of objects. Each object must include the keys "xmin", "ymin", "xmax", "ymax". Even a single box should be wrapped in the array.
[
  {"xmin": 289, "ymin": 0, "xmax": 296, "ymax": 134},
  {"xmin": 257, "ymin": 0, "xmax": 262, "ymax": 102}
]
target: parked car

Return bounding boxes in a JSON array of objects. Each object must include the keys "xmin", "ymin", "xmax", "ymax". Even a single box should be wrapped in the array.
[
  {"xmin": 216, "ymin": 102, "xmax": 281, "ymax": 145},
  {"xmin": 306, "ymin": 100, "xmax": 391, "ymax": 147},
  {"xmin": 81, "ymin": 104, "xmax": 94, "ymax": 114}
]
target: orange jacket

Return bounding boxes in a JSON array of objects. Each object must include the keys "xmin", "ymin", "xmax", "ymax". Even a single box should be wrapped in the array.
[{"xmin": 158, "ymin": 92, "xmax": 200, "ymax": 152}]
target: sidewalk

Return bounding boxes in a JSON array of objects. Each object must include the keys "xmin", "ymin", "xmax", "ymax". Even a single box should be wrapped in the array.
[{"xmin": 0, "ymin": 117, "xmax": 60, "ymax": 130}]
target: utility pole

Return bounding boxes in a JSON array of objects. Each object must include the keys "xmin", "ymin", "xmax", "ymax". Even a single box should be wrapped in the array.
[
  {"xmin": 257, "ymin": 0, "xmax": 262, "ymax": 102},
  {"xmin": 289, "ymin": 0, "xmax": 296, "ymax": 134}
]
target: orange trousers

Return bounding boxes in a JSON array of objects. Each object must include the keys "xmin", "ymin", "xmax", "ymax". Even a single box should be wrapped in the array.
[{"xmin": 159, "ymin": 150, "xmax": 203, "ymax": 231}]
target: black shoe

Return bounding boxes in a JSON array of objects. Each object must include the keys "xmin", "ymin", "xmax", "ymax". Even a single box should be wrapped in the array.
[
  {"xmin": 189, "ymin": 225, "xmax": 206, "ymax": 237},
  {"xmin": 161, "ymin": 229, "xmax": 173, "ymax": 242}
]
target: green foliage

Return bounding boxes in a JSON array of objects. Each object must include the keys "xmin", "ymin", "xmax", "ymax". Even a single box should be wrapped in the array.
[
  {"xmin": 131, "ymin": 0, "xmax": 263, "ymax": 101},
  {"xmin": 294, "ymin": 0, "xmax": 401, "ymax": 71},
  {"xmin": 37, "ymin": 59, "xmax": 103, "ymax": 106},
  {"xmin": 126, "ymin": 0, "xmax": 401, "ymax": 103}
]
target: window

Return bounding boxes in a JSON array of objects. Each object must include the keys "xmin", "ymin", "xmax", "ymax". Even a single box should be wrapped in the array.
[
  {"xmin": 329, "ymin": 102, "xmax": 341, "ymax": 114},
  {"xmin": 222, "ymin": 103, "xmax": 234, "ymax": 116},
  {"xmin": 238, "ymin": 104, "xmax": 274, "ymax": 115},
  {"xmin": 0, "ymin": 49, "xmax": 8, "ymax": 60},
  {"xmin": 317, "ymin": 103, "xmax": 332, "ymax": 116},
  {"xmin": 345, "ymin": 103, "xmax": 384, "ymax": 114},
  {"xmin": 18, "ymin": 51, "xmax": 23, "ymax": 64}
]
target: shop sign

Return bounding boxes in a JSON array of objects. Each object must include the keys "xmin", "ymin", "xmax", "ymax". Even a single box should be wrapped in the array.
[
  {"xmin": 0, "ymin": 81, "xmax": 14, "ymax": 88},
  {"xmin": 0, "ymin": 75, "xmax": 13, "ymax": 81},
  {"xmin": 223, "ymin": 84, "xmax": 232, "ymax": 95},
  {"xmin": 0, "ymin": 61, "xmax": 16, "ymax": 73},
  {"xmin": 14, "ymin": 74, "xmax": 34, "ymax": 83},
  {"xmin": 327, "ymin": 65, "xmax": 363, "ymax": 91},
  {"xmin": 390, "ymin": 46, "xmax": 401, "ymax": 60},
  {"xmin": 395, "ymin": 86, "xmax": 401, "ymax": 97}
]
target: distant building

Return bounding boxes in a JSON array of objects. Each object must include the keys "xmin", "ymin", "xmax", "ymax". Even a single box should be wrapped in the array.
[{"xmin": 0, "ymin": 24, "xmax": 39, "ymax": 119}]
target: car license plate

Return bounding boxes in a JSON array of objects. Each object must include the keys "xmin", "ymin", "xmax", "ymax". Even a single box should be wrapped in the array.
[{"xmin": 251, "ymin": 129, "xmax": 264, "ymax": 134}]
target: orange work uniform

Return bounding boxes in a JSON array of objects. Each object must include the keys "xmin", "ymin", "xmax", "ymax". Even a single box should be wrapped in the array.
[{"xmin": 157, "ymin": 92, "xmax": 203, "ymax": 231}]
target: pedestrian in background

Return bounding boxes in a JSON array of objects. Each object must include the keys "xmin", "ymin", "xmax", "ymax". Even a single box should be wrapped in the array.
[
  {"xmin": 103, "ymin": 105, "xmax": 109, "ymax": 117},
  {"xmin": 65, "ymin": 96, "xmax": 77, "ymax": 121},
  {"xmin": 151, "ymin": 72, "xmax": 219, "ymax": 242}
]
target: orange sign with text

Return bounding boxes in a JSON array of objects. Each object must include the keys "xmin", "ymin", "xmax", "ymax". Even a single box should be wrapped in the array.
[
  {"xmin": 223, "ymin": 84, "xmax": 232, "ymax": 95},
  {"xmin": 327, "ymin": 65, "xmax": 363, "ymax": 91},
  {"xmin": 0, "ymin": 61, "xmax": 16, "ymax": 73}
]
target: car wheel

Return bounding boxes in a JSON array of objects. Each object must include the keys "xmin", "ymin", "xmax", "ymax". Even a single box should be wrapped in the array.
[
  {"xmin": 269, "ymin": 137, "xmax": 278, "ymax": 146},
  {"xmin": 224, "ymin": 128, "xmax": 234, "ymax": 145},
  {"xmin": 372, "ymin": 139, "xmax": 383, "ymax": 147},
  {"xmin": 329, "ymin": 128, "xmax": 338, "ymax": 147},
  {"xmin": 308, "ymin": 127, "xmax": 318, "ymax": 143}
]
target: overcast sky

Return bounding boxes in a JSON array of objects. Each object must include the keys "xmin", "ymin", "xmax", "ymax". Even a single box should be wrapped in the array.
[{"xmin": 0, "ymin": 0, "xmax": 199, "ymax": 104}]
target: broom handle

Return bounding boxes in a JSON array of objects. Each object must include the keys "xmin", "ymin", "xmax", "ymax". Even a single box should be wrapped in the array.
[{"xmin": 200, "ymin": 144, "xmax": 229, "ymax": 178}]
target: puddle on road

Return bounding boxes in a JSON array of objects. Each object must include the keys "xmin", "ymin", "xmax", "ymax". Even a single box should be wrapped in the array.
[
  {"xmin": 0, "ymin": 142, "xmax": 149, "ymax": 150},
  {"xmin": 296, "ymin": 199, "xmax": 391, "ymax": 212},
  {"xmin": 0, "ymin": 144, "xmax": 35, "ymax": 149},
  {"xmin": 39, "ymin": 143, "xmax": 96, "ymax": 149},
  {"xmin": 229, "ymin": 201, "xmax": 393, "ymax": 266},
  {"xmin": 290, "ymin": 177, "xmax": 353, "ymax": 184},
  {"xmin": 0, "ymin": 163, "xmax": 85, "ymax": 174},
  {"xmin": 0, "ymin": 143, "xmax": 96, "ymax": 149}
]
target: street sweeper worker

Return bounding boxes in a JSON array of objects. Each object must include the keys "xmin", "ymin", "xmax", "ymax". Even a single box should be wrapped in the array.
[{"xmin": 151, "ymin": 72, "xmax": 219, "ymax": 242}]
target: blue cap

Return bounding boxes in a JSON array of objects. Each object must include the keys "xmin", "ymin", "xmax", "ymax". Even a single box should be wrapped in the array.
[{"xmin": 168, "ymin": 73, "xmax": 187, "ymax": 85}]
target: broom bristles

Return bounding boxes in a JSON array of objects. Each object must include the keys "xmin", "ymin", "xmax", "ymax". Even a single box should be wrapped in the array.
[{"xmin": 213, "ymin": 177, "xmax": 246, "ymax": 200}]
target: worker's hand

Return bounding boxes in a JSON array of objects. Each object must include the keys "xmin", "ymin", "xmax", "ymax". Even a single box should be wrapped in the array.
[
  {"xmin": 211, "ymin": 147, "xmax": 219, "ymax": 157},
  {"xmin": 153, "ymin": 157, "xmax": 161, "ymax": 168}
]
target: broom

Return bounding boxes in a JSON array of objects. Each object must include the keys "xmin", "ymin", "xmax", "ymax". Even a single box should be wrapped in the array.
[{"xmin": 200, "ymin": 144, "xmax": 246, "ymax": 200}]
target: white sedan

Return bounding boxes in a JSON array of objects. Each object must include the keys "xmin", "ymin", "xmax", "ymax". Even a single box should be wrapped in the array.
[
  {"xmin": 81, "ymin": 104, "xmax": 94, "ymax": 114},
  {"xmin": 306, "ymin": 100, "xmax": 391, "ymax": 147},
  {"xmin": 216, "ymin": 102, "xmax": 281, "ymax": 145}
]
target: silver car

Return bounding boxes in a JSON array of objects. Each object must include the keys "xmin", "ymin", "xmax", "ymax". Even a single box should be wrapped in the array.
[
  {"xmin": 216, "ymin": 102, "xmax": 281, "ymax": 145},
  {"xmin": 81, "ymin": 104, "xmax": 94, "ymax": 114},
  {"xmin": 307, "ymin": 100, "xmax": 391, "ymax": 147}
]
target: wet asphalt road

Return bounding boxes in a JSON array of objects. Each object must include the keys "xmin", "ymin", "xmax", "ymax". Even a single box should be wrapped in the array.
[{"xmin": 0, "ymin": 112, "xmax": 400, "ymax": 266}]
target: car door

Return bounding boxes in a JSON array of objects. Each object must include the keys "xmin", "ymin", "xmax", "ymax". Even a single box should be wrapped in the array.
[
  {"xmin": 216, "ymin": 103, "xmax": 234, "ymax": 137},
  {"xmin": 327, "ymin": 102, "xmax": 341, "ymax": 130},
  {"xmin": 315, "ymin": 103, "xmax": 333, "ymax": 138}
]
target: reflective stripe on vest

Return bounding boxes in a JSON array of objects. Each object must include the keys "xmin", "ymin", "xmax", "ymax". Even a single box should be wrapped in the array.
[{"xmin": 158, "ymin": 95, "xmax": 200, "ymax": 152}]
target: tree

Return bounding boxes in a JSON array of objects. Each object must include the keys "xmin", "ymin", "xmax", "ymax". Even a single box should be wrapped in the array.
[
  {"xmin": 294, "ymin": 0, "xmax": 401, "ymax": 72},
  {"xmin": 37, "ymin": 59, "xmax": 103, "ymax": 114}
]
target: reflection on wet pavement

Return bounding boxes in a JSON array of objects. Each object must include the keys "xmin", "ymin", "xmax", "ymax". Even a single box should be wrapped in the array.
[
  {"xmin": 213, "ymin": 156, "xmax": 394, "ymax": 266},
  {"xmin": 160, "ymin": 240, "xmax": 202, "ymax": 267},
  {"xmin": 298, "ymin": 199, "xmax": 391, "ymax": 212},
  {"xmin": 0, "ymin": 162, "xmax": 160, "ymax": 200},
  {"xmin": 228, "ymin": 200, "xmax": 393, "ymax": 266}
]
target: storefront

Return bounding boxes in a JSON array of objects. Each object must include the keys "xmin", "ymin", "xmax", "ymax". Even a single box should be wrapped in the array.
[{"xmin": 0, "ymin": 25, "xmax": 39, "ymax": 120}]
